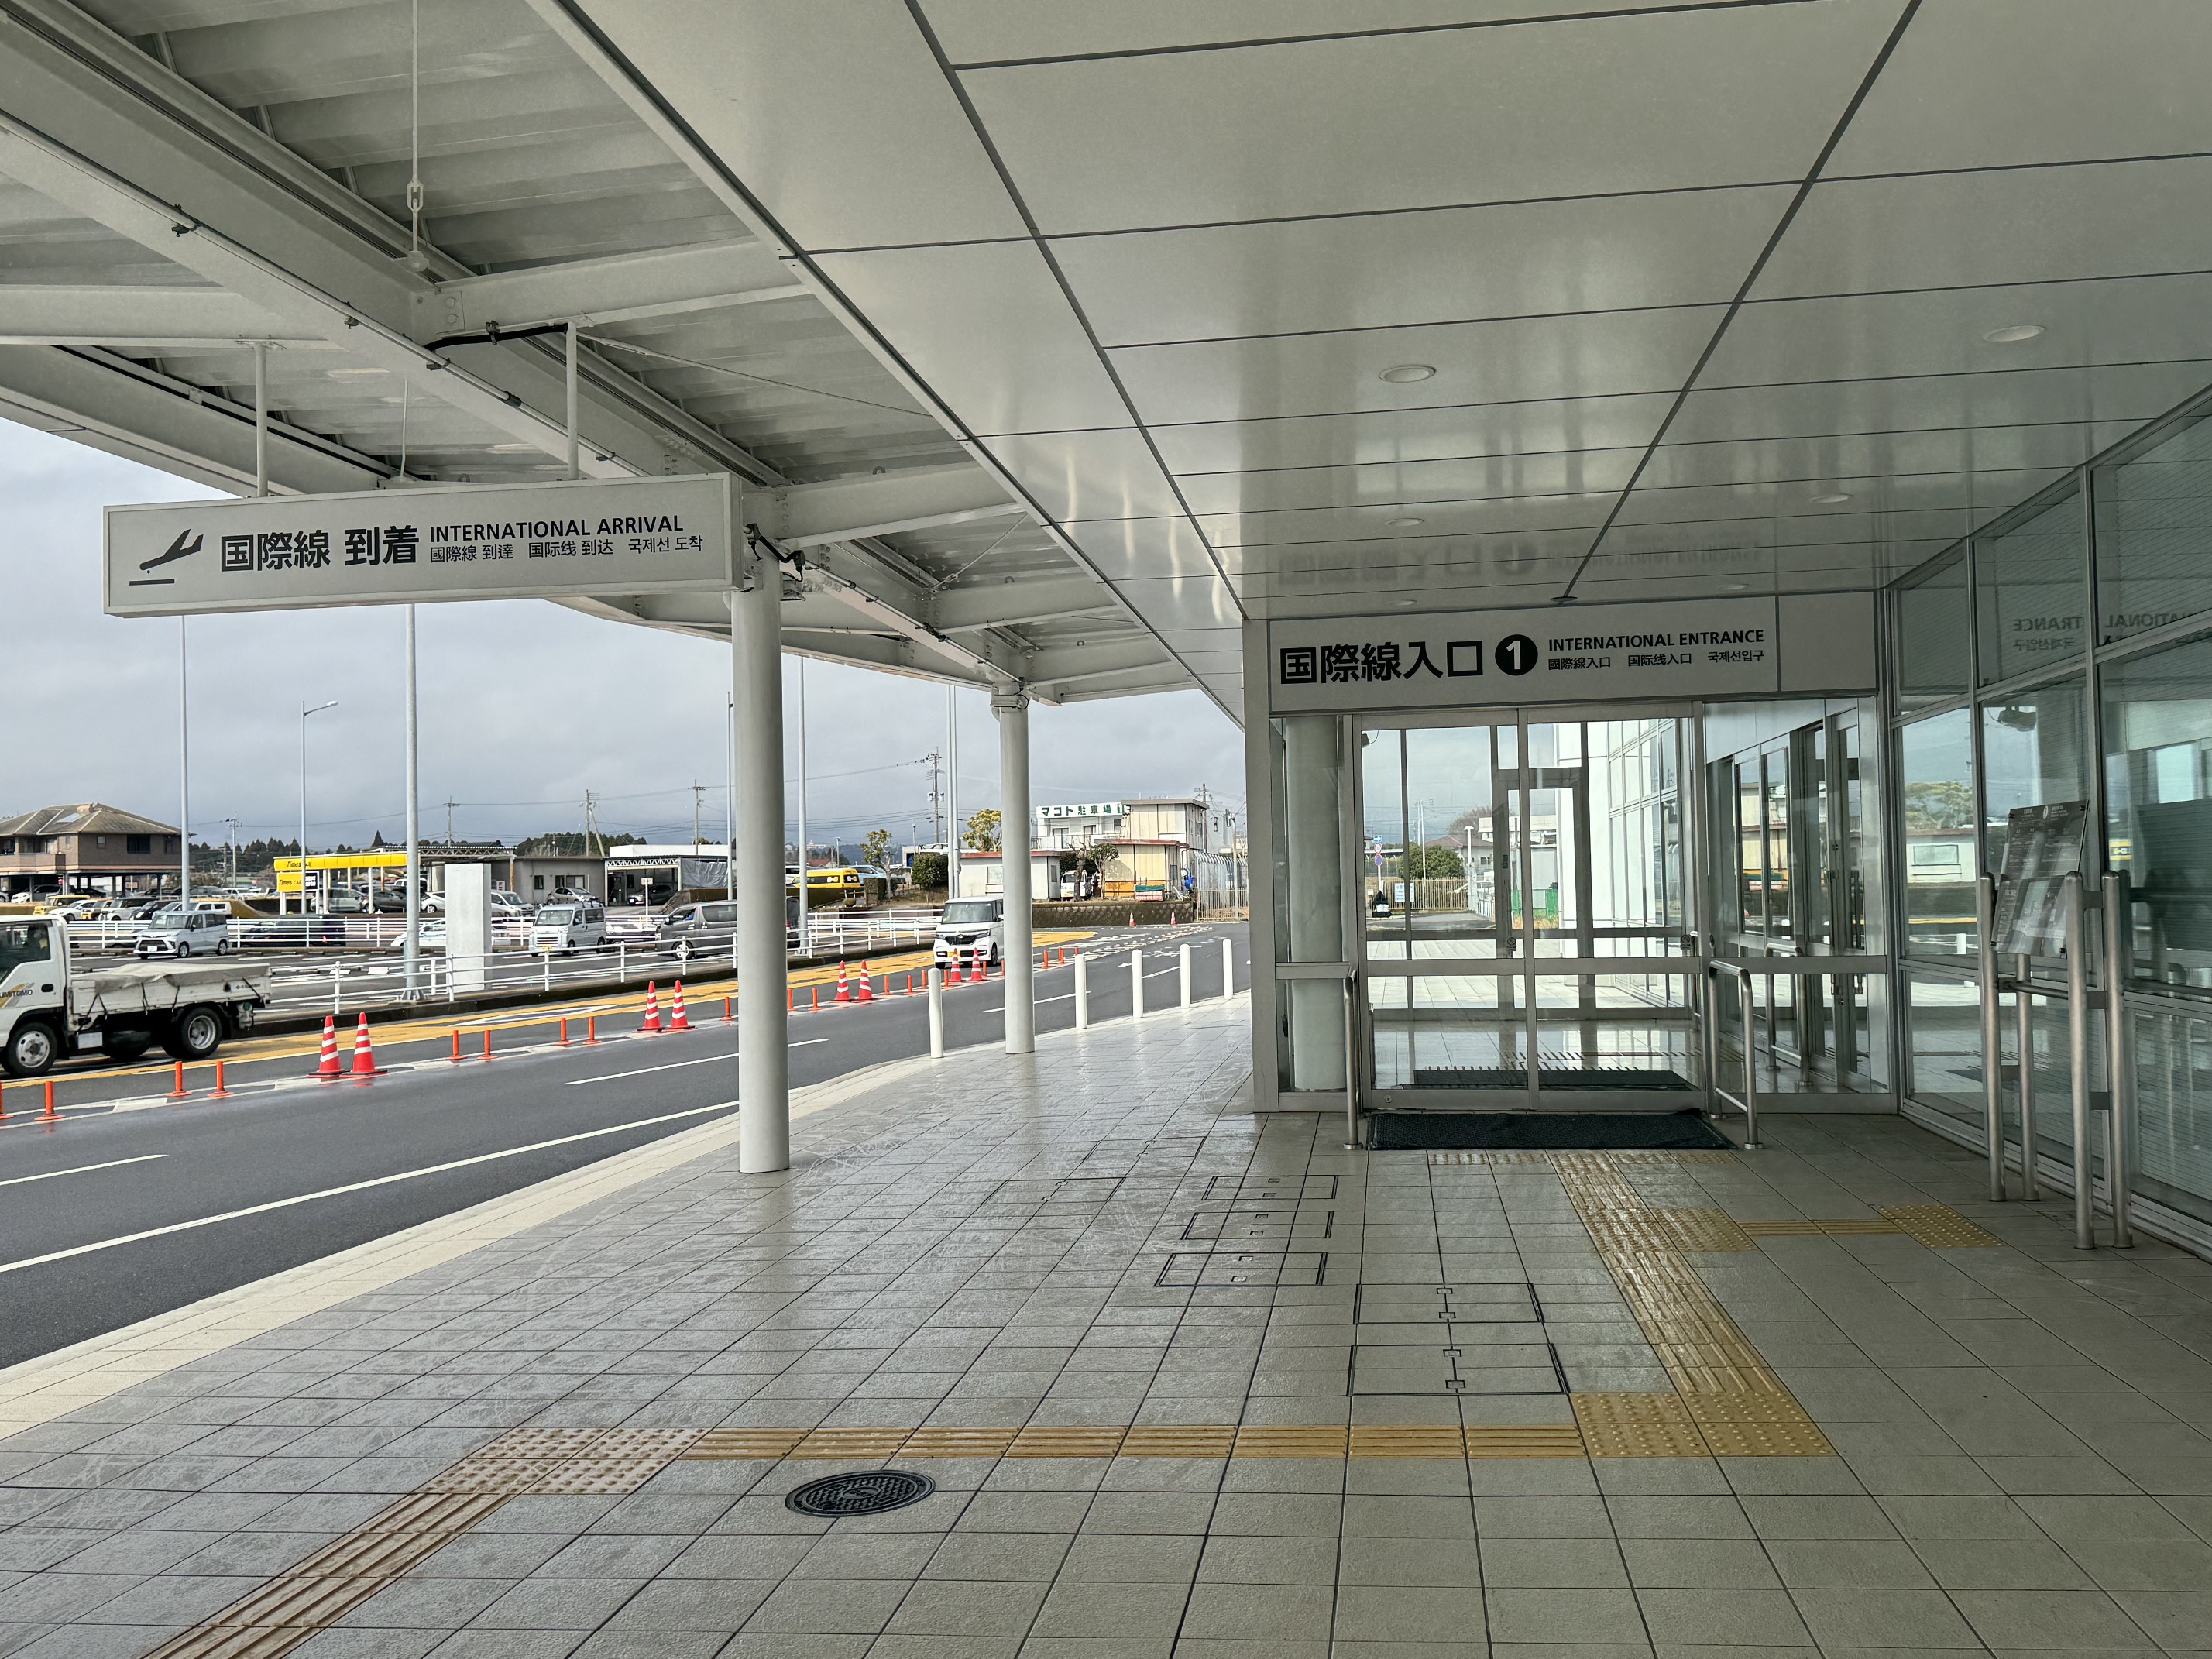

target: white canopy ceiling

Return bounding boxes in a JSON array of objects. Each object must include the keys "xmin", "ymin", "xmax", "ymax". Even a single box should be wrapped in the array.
[{"xmin": 8, "ymin": 0, "xmax": 2212, "ymax": 725}]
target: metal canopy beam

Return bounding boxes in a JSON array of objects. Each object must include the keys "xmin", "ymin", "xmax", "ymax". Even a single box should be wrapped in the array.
[
  {"xmin": 774, "ymin": 463, "xmax": 1022, "ymax": 549},
  {"xmin": 930, "ymin": 575, "xmax": 1116, "ymax": 633},
  {"xmin": 417, "ymin": 241, "xmax": 806, "ymax": 335},
  {"xmin": 0, "ymin": 284, "xmax": 301, "ymax": 345}
]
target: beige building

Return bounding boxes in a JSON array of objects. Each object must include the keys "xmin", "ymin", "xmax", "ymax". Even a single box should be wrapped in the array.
[{"xmin": 0, "ymin": 804, "xmax": 181, "ymax": 897}]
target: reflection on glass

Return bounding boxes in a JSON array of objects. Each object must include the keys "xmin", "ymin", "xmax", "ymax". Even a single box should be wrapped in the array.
[
  {"xmin": 2124, "ymin": 1005, "xmax": 2212, "ymax": 1224},
  {"xmin": 2103, "ymin": 634, "xmax": 2212, "ymax": 990},
  {"xmin": 1270, "ymin": 715, "xmax": 1347, "ymax": 1094},
  {"xmin": 2097, "ymin": 414, "xmax": 2212, "ymax": 645},
  {"xmin": 1981, "ymin": 682, "xmax": 2089, "ymax": 922},
  {"xmin": 1898, "ymin": 553, "xmax": 1969, "ymax": 709},
  {"xmin": 1904, "ymin": 971, "xmax": 1984, "ymax": 1128},
  {"xmin": 1975, "ymin": 490, "xmax": 2085, "ymax": 684},
  {"xmin": 1899, "ymin": 709, "xmax": 1977, "ymax": 957}
]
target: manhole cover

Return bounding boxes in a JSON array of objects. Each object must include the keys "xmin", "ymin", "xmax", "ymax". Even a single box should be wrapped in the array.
[{"xmin": 784, "ymin": 1470, "xmax": 936, "ymax": 1517}]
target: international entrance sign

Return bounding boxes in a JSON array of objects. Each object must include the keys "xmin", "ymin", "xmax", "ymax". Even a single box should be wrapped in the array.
[
  {"xmin": 1269, "ymin": 596, "xmax": 1783, "ymax": 711},
  {"xmin": 103, "ymin": 474, "xmax": 734, "ymax": 617}
]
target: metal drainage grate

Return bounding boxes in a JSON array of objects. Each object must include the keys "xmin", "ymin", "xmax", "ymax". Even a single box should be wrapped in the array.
[{"xmin": 785, "ymin": 1469, "xmax": 936, "ymax": 1517}]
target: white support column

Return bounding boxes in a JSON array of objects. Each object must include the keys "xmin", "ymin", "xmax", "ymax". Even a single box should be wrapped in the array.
[
  {"xmin": 994, "ymin": 688, "xmax": 1034, "ymax": 1055},
  {"xmin": 730, "ymin": 551, "xmax": 789, "ymax": 1173},
  {"xmin": 404, "ymin": 606, "xmax": 421, "ymax": 998}
]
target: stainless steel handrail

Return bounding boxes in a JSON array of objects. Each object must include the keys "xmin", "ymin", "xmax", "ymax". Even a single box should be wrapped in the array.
[
  {"xmin": 2103, "ymin": 874, "xmax": 2135, "ymax": 1248},
  {"xmin": 2065, "ymin": 873, "xmax": 2095, "ymax": 1250},
  {"xmin": 1977, "ymin": 876, "xmax": 2005, "ymax": 1201},
  {"xmin": 1703, "ymin": 954, "xmax": 1888, "ymax": 1151}
]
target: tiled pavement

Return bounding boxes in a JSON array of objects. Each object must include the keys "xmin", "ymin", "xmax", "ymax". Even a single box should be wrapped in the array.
[{"xmin": 2, "ymin": 998, "xmax": 2212, "ymax": 1657}]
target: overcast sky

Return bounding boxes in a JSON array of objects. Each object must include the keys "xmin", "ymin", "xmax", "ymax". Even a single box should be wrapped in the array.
[{"xmin": 0, "ymin": 421, "xmax": 1243, "ymax": 854}]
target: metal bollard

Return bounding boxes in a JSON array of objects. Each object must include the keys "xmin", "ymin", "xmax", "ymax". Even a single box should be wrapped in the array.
[
  {"xmin": 543, "ymin": 952, "xmax": 552, "ymax": 993},
  {"xmin": 1180, "ymin": 943, "xmax": 1192, "ymax": 1008},
  {"xmin": 1132, "ymin": 948, "xmax": 1146, "ymax": 1019},
  {"xmin": 927, "ymin": 967, "xmax": 944, "ymax": 1059},
  {"xmin": 619, "ymin": 943, "xmax": 627, "ymax": 984},
  {"xmin": 2103, "ymin": 873, "xmax": 2135, "ymax": 1248},
  {"xmin": 1222, "ymin": 936, "xmax": 1235, "ymax": 998},
  {"xmin": 2065, "ymin": 874, "xmax": 2095, "ymax": 1249},
  {"xmin": 2015, "ymin": 954, "xmax": 2039, "ymax": 1201},
  {"xmin": 1074, "ymin": 950, "xmax": 1088, "ymax": 1028}
]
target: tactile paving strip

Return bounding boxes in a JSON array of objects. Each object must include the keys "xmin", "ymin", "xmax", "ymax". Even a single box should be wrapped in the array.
[
  {"xmin": 143, "ymin": 1490, "xmax": 507, "ymax": 1659},
  {"xmin": 1572, "ymin": 1391, "xmax": 1708, "ymax": 1458},
  {"xmin": 1881, "ymin": 1203, "xmax": 2003, "ymax": 1247},
  {"xmin": 428, "ymin": 1425, "xmax": 702, "ymax": 1494}
]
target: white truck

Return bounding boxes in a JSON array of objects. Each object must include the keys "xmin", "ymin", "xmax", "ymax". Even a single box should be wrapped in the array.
[{"xmin": 0, "ymin": 913, "xmax": 268, "ymax": 1077}]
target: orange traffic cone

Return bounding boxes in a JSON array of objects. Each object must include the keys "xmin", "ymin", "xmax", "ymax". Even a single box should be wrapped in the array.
[
  {"xmin": 857, "ymin": 960, "xmax": 874, "ymax": 1003},
  {"xmin": 670, "ymin": 981, "xmax": 692, "ymax": 1032},
  {"xmin": 834, "ymin": 961, "xmax": 852, "ymax": 1003},
  {"xmin": 349, "ymin": 1012, "xmax": 385, "ymax": 1079},
  {"xmin": 641, "ymin": 981, "xmax": 662, "ymax": 1034},
  {"xmin": 966, "ymin": 945, "xmax": 981, "ymax": 984},
  {"xmin": 312, "ymin": 1015, "xmax": 342, "ymax": 1080}
]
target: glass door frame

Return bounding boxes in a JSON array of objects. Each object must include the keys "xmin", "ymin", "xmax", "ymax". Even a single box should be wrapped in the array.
[{"xmin": 1355, "ymin": 700, "xmax": 1710, "ymax": 1112}]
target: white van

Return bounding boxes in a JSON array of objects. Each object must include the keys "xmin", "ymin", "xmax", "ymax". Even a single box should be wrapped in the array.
[
  {"xmin": 133, "ymin": 901, "xmax": 234, "ymax": 959},
  {"xmin": 933, "ymin": 898, "xmax": 1004, "ymax": 968},
  {"xmin": 531, "ymin": 901, "xmax": 606, "ymax": 955}
]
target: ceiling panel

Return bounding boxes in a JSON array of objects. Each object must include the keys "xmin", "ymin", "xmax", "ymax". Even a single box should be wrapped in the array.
[
  {"xmin": 1829, "ymin": 0, "xmax": 2212, "ymax": 178},
  {"xmin": 919, "ymin": 0, "xmax": 1741, "ymax": 63},
  {"xmin": 1705, "ymin": 273, "xmax": 2212, "ymax": 390},
  {"xmin": 813, "ymin": 242, "xmax": 1130, "ymax": 435},
  {"xmin": 1200, "ymin": 490, "xmax": 1619, "ymax": 549},
  {"xmin": 1176, "ymin": 448, "xmax": 1643, "ymax": 517},
  {"xmin": 977, "ymin": 428, "xmax": 1185, "ymax": 523},
  {"xmin": 1110, "ymin": 306, "xmax": 1720, "ymax": 427},
  {"xmin": 1604, "ymin": 512, "xmax": 1968, "ymax": 555},
  {"xmin": 1613, "ymin": 469, "xmax": 2069, "ymax": 530},
  {"xmin": 958, "ymin": 1, "xmax": 1908, "ymax": 234},
  {"xmin": 1069, "ymin": 515, "xmax": 1231, "ymax": 583},
  {"xmin": 1671, "ymin": 362, "xmax": 2212, "ymax": 448},
  {"xmin": 1051, "ymin": 185, "xmax": 1791, "ymax": 347},
  {"xmin": 1148, "ymin": 393, "xmax": 1676, "ymax": 476},
  {"xmin": 575, "ymin": 0, "xmax": 1027, "ymax": 250},
  {"xmin": 1640, "ymin": 421, "xmax": 2143, "ymax": 493},
  {"xmin": 1757, "ymin": 159, "xmax": 2212, "ymax": 301}
]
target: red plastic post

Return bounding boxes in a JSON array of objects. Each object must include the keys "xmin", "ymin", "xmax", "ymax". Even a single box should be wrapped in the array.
[
  {"xmin": 450, "ymin": 1029, "xmax": 462, "ymax": 1063},
  {"xmin": 587, "ymin": 1014, "xmax": 599, "ymax": 1045},
  {"xmin": 724, "ymin": 994, "xmax": 734, "ymax": 1025},
  {"xmin": 167, "ymin": 1063, "xmax": 187, "ymax": 1102},
  {"xmin": 41, "ymin": 1081, "xmax": 58, "ymax": 1121},
  {"xmin": 482, "ymin": 1029, "xmax": 493, "ymax": 1062},
  {"xmin": 211, "ymin": 1061, "xmax": 230, "ymax": 1098}
]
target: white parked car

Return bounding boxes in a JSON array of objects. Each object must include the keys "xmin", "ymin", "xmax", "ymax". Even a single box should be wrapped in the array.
[
  {"xmin": 490, "ymin": 890, "xmax": 535, "ymax": 922},
  {"xmin": 933, "ymin": 898, "xmax": 1004, "ymax": 967},
  {"xmin": 531, "ymin": 902, "xmax": 606, "ymax": 954}
]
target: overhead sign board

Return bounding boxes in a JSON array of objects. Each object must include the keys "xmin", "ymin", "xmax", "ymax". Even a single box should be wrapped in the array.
[
  {"xmin": 105, "ymin": 474, "xmax": 734, "ymax": 617},
  {"xmin": 1268, "ymin": 596, "xmax": 1783, "ymax": 712}
]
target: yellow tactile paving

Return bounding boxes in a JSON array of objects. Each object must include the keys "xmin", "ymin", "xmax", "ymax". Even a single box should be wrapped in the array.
[
  {"xmin": 1882, "ymin": 1203, "xmax": 2004, "ymax": 1247},
  {"xmin": 1571, "ymin": 1391, "xmax": 1708, "ymax": 1458}
]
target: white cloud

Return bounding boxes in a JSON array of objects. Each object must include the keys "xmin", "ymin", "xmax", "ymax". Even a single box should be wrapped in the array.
[{"xmin": 0, "ymin": 421, "xmax": 1243, "ymax": 851}]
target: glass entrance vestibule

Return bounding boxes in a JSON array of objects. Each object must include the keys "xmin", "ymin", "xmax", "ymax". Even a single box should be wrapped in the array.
[{"xmin": 1256, "ymin": 667, "xmax": 1895, "ymax": 1122}]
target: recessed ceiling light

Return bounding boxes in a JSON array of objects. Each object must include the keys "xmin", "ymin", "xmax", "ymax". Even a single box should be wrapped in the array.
[
  {"xmin": 1386, "ymin": 516, "xmax": 1425, "ymax": 527},
  {"xmin": 1722, "ymin": 582, "xmax": 1749, "ymax": 592},
  {"xmin": 490, "ymin": 442, "xmax": 540, "ymax": 453},
  {"xmin": 1983, "ymin": 323, "xmax": 2045, "ymax": 343},
  {"xmin": 1811, "ymin": 492, "xmax": 1853, "ymax": 504},
  {"xmin": 1393, "ymin": 599, "xmax": 1417, "ymax": 608},
  {"xmin": 326, "ymin": 366, "xmax": 388, "ymax": 378},
  {"xmin": 1378, "ymin": 363, "xmax": 1435, "ymax": 384}
]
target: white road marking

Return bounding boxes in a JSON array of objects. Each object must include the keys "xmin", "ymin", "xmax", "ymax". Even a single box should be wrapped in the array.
[
  {"xmin": 0, "ymin": 1155, "xmax": 167, "ymax": 1189},
  {"xmin": 0, "ymin": 1104, "xmax": 735, "ymax": 1277},
  {"xmin": 565, "ymin": 1041, "xmax": 826, "ymax": 1086}
]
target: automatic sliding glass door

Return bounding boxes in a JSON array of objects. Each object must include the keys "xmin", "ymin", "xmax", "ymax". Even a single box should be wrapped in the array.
[{"xmin": 1362, "ymin": 709, "xmax": 1699, "ymax": 1109}]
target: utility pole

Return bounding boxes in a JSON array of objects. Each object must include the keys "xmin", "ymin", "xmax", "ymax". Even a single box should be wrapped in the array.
[
  {"xmin": 444, "ymin": 797, "xmax": 457, "ymax": 844},
  {"xmin": 691, "ymin": 783, "xmax": 706, "ymax": 847},
  {"xmin": 925, "ymin": 749, "xmax": 943, "ymax": 850}
]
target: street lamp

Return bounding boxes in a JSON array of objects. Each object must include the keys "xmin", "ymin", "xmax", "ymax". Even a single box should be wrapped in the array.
[{"xmin": 300, "ymin": 700, "xmax": 337, "ymax": 915}]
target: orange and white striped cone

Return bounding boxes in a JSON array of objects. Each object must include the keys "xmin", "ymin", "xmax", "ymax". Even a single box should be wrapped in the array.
[
  {"xmin": 857, "ymin": 960, "xmax": 874, "ymax": 1003},
  {"xmin": 834, "ymin": 961, "xmax": 852, "ymax": 1003},
  {"xmin": 349, "ymin": 1012, "xmax": 385, "ymax": 1078},
  {"xmin": 641, "ymin": 980, "xmax": 662, "ymax": 1034},
  {"xmin": 312, "ymin": 1015, "xmax": 342, "ymax": 1080},
  {"xmin": 670, "ymin": 981, "xmax": 692, "ymax": 1032},
  {"xmin": 966, "ymin": 944, "xmax": 981, "ymax": 984}
]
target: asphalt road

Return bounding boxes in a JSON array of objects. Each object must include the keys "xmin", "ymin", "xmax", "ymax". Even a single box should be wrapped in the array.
[{"xmin": 0, "ymin": 923, "xmax": 1245, "ymax": 1368}]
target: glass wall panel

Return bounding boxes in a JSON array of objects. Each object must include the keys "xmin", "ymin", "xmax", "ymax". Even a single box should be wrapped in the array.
[
  {"xmin": 2124, "ymin": 1004, "xmax": 2212, "ymax": 1224},
  {"xmin": 1898, "ymin": 554, "xmax": 1969, "ymax": 710},
  {"xmin": 1272, "ymin": 716, "xmax": 1344, "ymax": 965},
  {"xmin": 1898, "ymin": 709, "xmax": 1977, "ymax": 957},
  {"xmin": 1404, "ymin": 726, "xmax": 1506, "ymax": 958},
  {"xmin": 1975, "ymin": 489, "xmax": 2086, "ymax": 684},
  {"xmin": 2102, "ymin": 633, "xmax": 2212, "ymax": 990},
  {"xmin": 1981, "ymin": 678, "xmax": 2090, "ymax": 887},
  {"xmin": 1903, "ymin": 970, "xmax": 1984, "ymax": 1128},
  {"xmin": 2097, "ymin": 412, "xmax": 2212, "ymax": 644}
]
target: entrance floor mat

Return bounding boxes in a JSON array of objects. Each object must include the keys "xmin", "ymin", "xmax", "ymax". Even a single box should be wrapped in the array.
[
  {"xmin": 1368, "ymin": 1110, "xmax": 1733, "ymax": 1152},
  {"xmin": 1412, "ymin": 1067, "xmax": 1694, "ymax": 1091}
]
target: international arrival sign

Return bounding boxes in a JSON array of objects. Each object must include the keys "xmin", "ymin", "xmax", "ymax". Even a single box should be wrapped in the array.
[{"xmin": 104, "ymin": 474, "xmax": 734, "ymax": 617}]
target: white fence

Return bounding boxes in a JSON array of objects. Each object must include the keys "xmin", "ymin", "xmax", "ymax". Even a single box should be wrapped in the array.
[{"xmin": 64, "ymin": 908, "xmax": 944, "ymax": 1022}]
